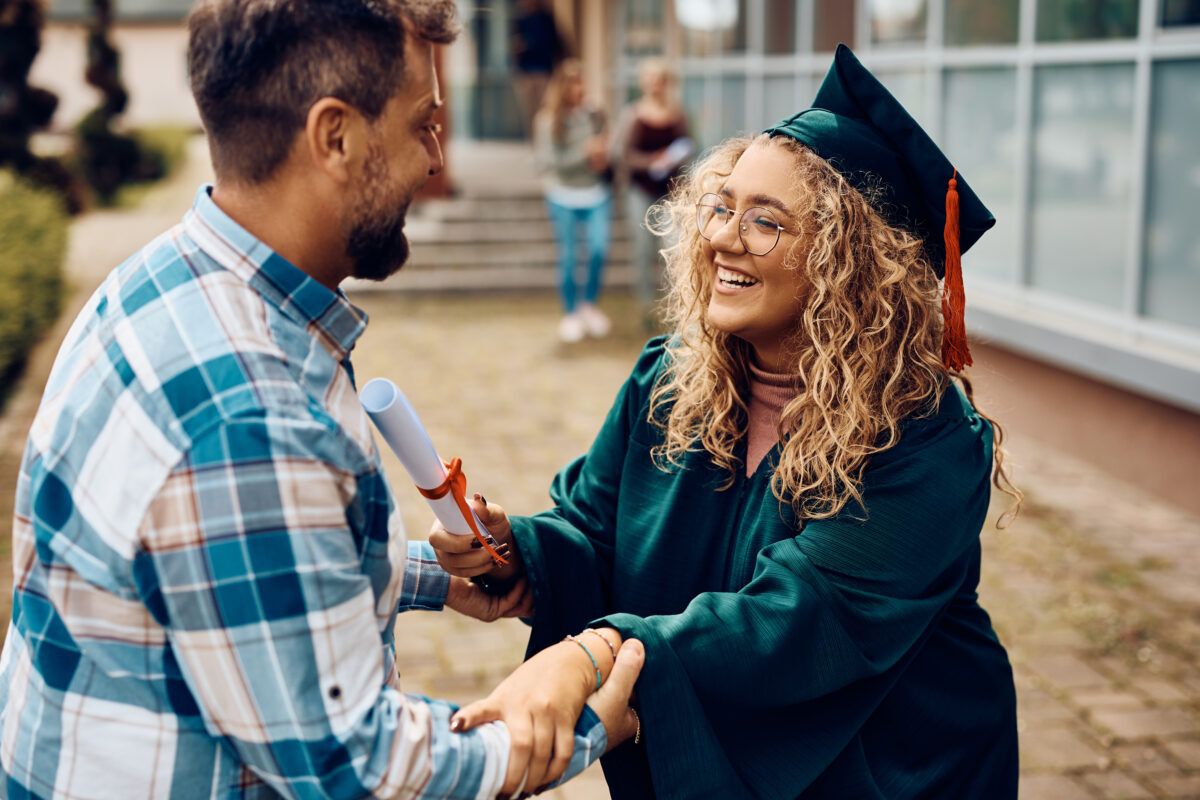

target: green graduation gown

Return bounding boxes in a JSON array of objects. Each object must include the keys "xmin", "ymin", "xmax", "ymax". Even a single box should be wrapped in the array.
[{"xmin": 510, "ymin": 338, "xmax": 1018, "ymax": 799}]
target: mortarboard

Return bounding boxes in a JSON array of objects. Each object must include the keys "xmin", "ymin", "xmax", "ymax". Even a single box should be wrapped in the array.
[{"xmin": 763, "ymin": 43, "xmax": 993, "ymax": 372}]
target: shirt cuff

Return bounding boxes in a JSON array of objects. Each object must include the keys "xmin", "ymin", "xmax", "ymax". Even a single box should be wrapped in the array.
[{"xmin": 398, "ymin": 541, "xmax": 450, "ymax": 611}]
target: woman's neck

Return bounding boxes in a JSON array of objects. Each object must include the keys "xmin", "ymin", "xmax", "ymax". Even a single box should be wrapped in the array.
[
  {"xmin": 636, "ymin": 96, "xmax": 678, "ymax": 122},
  {"xmin": 750, "ymin": 342, "xmax": 786, "ymax": 373}
]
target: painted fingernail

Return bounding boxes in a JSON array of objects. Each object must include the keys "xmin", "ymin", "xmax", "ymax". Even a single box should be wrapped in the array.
[
  {"xmin": 450, "ymin": 716, "xmax": 463, "ymax": 732},
  {"xmin": 470, "ymin": 539, "xmax": 482, "ymax": 549}
]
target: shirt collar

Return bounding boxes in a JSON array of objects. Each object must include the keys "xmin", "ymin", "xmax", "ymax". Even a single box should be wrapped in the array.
[{"xmin": 182, "ymin": 185, "xmax": 368, "ymax": 360}]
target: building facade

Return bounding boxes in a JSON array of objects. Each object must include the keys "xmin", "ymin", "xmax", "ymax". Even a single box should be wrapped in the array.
[
  {"xmin": 588, "ymin": 0, "xmax": 1200, "ymax": 512},
  {"xmin": 603, "ymin": 0, "xmax": 1200, "ymax": 411}
]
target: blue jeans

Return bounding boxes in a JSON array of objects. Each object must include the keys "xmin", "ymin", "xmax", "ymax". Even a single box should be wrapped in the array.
[{"xmin": 546, "ymin": 194, "xmax": 612, "ymax": 313}]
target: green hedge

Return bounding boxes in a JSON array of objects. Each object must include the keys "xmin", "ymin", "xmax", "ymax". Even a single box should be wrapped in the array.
[
  {"xmin": 107, "ymin": 124, "xmax": 194, "ymax": 209},
  {"xmin": 0, "ymin": 170, "xmax": 68, "ymax": 399}
]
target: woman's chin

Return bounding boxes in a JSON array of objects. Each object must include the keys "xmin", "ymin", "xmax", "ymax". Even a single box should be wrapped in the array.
[{"xmin": 705, "ymin": 298, "xmax": 747, "ymax": 338}]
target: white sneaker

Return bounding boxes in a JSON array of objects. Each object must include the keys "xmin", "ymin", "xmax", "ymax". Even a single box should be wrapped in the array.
[
  {"xmin": 558, "ymin": 312, "xmax": 586, "ymax": 343},
  {"xmin": 578, "ymin": 303, "xmax": 611, "ymax": 338}
]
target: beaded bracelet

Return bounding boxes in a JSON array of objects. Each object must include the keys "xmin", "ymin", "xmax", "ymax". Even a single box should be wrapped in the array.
[
  {"xmin": 582, "ymin": 628, "xmax": 617, "ymax": 663},
  {"xmin": 563, "ymin": 634, "xmax": 602, "ymax": 692}
]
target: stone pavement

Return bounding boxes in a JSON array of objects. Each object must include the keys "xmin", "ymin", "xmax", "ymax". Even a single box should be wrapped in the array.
[
  {"xmin": 350, "ymin": 290, "xmax": 1200, "ymax": 800},
  {"xmin": 0, "ymin": 138, "xmax": 1197, "ymax": 799}
]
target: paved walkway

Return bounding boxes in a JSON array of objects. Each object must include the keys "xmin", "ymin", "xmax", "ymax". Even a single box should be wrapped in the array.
[{"xmin": 0, "ymin": 140, "xmax": 1197, "ymax": 799}]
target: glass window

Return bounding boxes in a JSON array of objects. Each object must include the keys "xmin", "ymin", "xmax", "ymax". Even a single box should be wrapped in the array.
[
  {"xmin": 764, "ymin": 0, "xmax": 797, "ymax": 54},
  {"xmin": 1143, "ymin": 59, "xmax": 1200, "ymax": 331},
  {"xmin": 682, "ymin": 74, "xmax": 720, "ymax": 148},
  {"xmin": 1161, "ymin": 0, "xmax": 1200, "ymax": 26},
  {"xmin": 870, "ymin": 0, "xmax": 928, "ymax": 45},
  {"xmin": 943, "ymin": 68, "xmax": 1019, "ymax": 282},
  {"xmin": 945, "ymin": 0, "xmax": 1019, "ymax": 45},
  {"xmin": 1029, "ymin": 64, "xmax": 1135, "ymax": 308},
  {"xmin": 814, "ymin": 0, "xmax": 856, "ymax": 51},
  {"xmin": 874, "ymin": 69, "xmax": 930, "ymax": 129},
  {"xmin": 1036, "ymin": 0, "xmax": 1138, "ymax": 41},
  {"xmin": 764, "ymin": 74, "xmax": 811, "ymax": 127},
  {"xmin": 720, "ymin": 74, "xmax": 749, "ymax": 137},
  {"xmin": 678, "ymin": 0, "xmax": 748, "ymax": 56},
  {"xmin": 623, "ymin": 1, "xmax": 665, "ymax": 56}
]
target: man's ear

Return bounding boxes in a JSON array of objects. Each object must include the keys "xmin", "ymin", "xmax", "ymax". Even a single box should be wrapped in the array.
[{"xmin": 303, "ymin": 97, "xmax": 366, "ymax": 184}]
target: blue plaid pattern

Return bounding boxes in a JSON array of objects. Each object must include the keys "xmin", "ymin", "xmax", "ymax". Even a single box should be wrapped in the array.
[{"xmin": 0, "ymin": 187, "xmax": 604, "ymax": 799}]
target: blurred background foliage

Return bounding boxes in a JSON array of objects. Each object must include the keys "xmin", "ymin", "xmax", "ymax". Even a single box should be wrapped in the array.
[
  {"xmin": 0, "ymin": 171, "xmax": 68, "ymax": 408},
  {"xmin": 1, "ymin": 0, "xmax": 189, "ymax": 406},
  {"xmin": 1, "ymin": 0, "xmax": 185, "ymax": 209}
]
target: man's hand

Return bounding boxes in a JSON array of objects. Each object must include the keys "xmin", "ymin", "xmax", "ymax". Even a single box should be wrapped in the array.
[{"xmin": 445, "ymin": 575, "xmax": 533, "ymax": 622}]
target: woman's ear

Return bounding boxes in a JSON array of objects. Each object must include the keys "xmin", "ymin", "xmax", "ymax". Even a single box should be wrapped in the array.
[{"xmin": 303, "ymin": 97, "xmax": 367, "ymax": 185}]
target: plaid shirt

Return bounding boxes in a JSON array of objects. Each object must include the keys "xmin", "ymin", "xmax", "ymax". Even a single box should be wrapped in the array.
[{"xmin": 0, "ymin": 187, "xmax": 604, "ymax": 799}]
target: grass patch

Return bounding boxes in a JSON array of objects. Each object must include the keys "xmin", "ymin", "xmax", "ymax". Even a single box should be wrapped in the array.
[{"xmin": 1094, "ymin": 563, "xmax": 1144, "ymax": 590}]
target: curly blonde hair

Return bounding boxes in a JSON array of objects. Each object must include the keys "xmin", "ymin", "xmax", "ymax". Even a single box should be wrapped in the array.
[{"xmin": 648, "ymin": 133, "xmax": 1020, "ymax": 524}]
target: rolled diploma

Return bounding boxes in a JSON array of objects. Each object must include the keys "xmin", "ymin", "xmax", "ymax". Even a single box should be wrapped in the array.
[{"xmin": 360, "ymin": 377, "xmax": 488, "ymax": 542}]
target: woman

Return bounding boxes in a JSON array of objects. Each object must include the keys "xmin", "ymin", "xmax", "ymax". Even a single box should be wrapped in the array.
[
  {"xmin": 533, "ymin": 59, "xmax": 613, "ymax": 343},
  {"xmin": 440, "ymin": 46, "xmax": 1021, "ymax": 798},
  {"xmin": 613, "ymin": 58, "xmax": 693, "ymax": 324}
]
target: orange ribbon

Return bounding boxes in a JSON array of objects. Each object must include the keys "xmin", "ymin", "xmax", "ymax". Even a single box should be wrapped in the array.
[{"xmin": 417, "ymin": 457, "xmax": 508, "ymax": 565}]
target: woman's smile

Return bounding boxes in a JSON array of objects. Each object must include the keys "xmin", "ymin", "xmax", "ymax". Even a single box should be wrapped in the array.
[{"xmin": 714, "ymin": 264, "xmax": 760, "ymax": 292}]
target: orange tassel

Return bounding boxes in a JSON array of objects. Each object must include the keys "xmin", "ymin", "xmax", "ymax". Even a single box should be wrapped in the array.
[{"xmin": 941, "ymin": 169, "xmax": 972, "ymax": 372}]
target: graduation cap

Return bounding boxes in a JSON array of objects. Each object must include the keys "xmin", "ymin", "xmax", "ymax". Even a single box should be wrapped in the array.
[{"xmin": 763, "ymin": 43, "xmax": 993, "ymax": 372}]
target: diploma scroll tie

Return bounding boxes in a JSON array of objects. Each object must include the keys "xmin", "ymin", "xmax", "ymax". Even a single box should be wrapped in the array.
[
  {"xmin": 359, "ymin": 378, "xmax": 508, "ymax": 566},
  {"xmin": 415, "ymin": 457, "xmax": 508, "ymax": 564}
]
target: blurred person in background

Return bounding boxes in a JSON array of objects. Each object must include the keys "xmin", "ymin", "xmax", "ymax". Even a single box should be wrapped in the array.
[
  {"xmin": 0, "ymin": 1, "xmax": 642, "ymax": 797},
  {"xmin": 510, "ymin": 0, "xmax": 566, "ymax": 137},
  {"xmin": 533, "ymin": 58, "xmax": 614, "ymax": 344},
  {"xmin": 433, "ymin": 45, "xmax": 1022, "ymax": 799},
  {"xmin": 612, "ymin": 58, "xmax": 693, "ymax": 328}
]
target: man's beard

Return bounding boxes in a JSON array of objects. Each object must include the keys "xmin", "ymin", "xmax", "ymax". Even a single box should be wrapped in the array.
[{"xmin": 346, "ymin": 141, "xmax": 411, "ymax": 282}]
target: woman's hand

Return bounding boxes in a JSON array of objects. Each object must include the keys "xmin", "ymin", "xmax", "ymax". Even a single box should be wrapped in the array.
[
  {"xmin": 451, "ymin": 629, "xmax": 637, "ymax": 795},
  {"xmin": 429, "ymin": 495, "xmax": 524, "ymax": 581},
  {"xmin": 585, "ymin": 135, "xmax": 609, "ymax": 173},
  {"xmin": 586, "ymin": 639, "xmax": 644, "ymax": 754}
]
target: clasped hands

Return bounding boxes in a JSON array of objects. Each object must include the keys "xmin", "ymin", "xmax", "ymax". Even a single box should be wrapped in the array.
[{"xmin": 431, "ymin": 497, "xmax": 643, "ymax": 798}]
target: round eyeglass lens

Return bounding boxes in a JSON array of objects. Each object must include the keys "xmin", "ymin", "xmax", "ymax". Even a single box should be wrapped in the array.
[
  {"xmin": 694, "ymin": 193, "xmax": 783, "ymax": 256},
  {"xmin": 740, "ymin": 207, "xmax": 782, "ymax": 256},
  {"xmin": 695, "ymin": 193, "xmax": 728, "ymax": 240}
]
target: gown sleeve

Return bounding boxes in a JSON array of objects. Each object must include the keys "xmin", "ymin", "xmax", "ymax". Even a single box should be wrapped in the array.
[
  {"xmin": 605, "ymin": 411, "xmax": 994, "ymax": 795},
  {"xmin": 513, "ymin": 337, "xmax": 998, "ymax": 796}
]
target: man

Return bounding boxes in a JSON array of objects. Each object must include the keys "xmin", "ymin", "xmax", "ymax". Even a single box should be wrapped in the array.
[{"xmin": 0, "ymin": 0, "xmax": 639, "ymax": 797}]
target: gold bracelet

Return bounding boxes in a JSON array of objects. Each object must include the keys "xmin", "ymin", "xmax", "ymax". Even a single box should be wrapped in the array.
[{"xmin": 631, "ymin": 707, "xmax": 641, "ymax": 745}]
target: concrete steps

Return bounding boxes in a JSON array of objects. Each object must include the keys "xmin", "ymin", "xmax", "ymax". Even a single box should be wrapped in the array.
[{"xmin": 346, "ymin": 141, "xmax": 634, "ymax": 294}]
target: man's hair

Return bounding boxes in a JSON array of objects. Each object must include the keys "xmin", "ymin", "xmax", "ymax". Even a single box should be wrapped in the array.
[{"xmin": 187, "ymin": 0, "xmax": 458, "ymax": 183}]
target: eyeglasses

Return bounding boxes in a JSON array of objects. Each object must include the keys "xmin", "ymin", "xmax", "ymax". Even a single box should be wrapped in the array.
[{"xmin": 695, "ymin": 192, "xmax": 788, "ymax": 256}]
